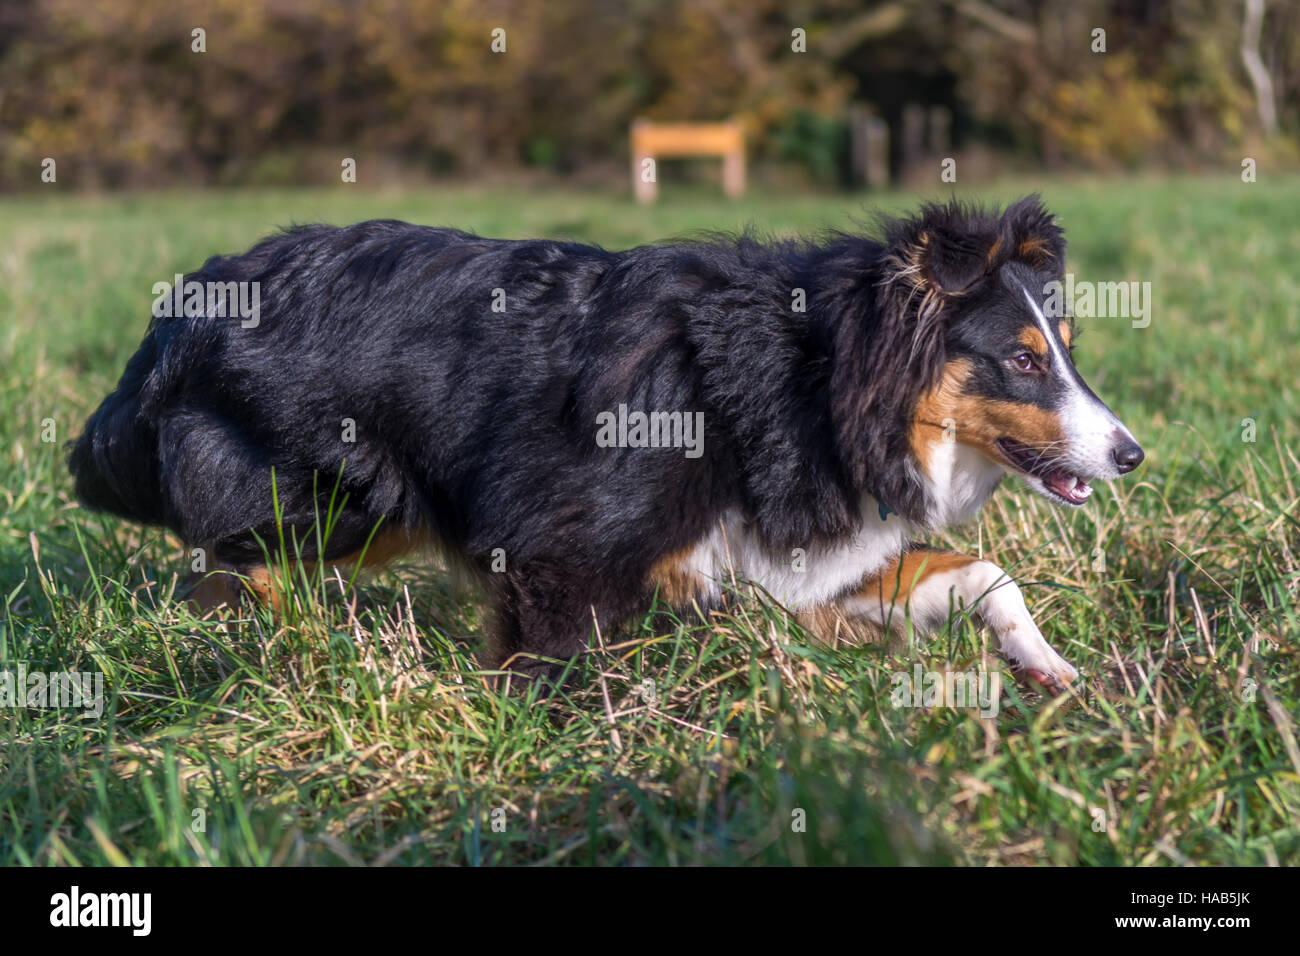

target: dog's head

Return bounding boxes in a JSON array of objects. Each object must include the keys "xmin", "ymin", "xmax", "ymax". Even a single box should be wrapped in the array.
[{"xmin": 834, "ymin": 196, "xmax": 1143, "ymax": 515}]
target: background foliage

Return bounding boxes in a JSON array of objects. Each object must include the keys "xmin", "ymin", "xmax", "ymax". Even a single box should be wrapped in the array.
[{"xmin": 2, "ymin": 0, "xmax": 1298, "ymax": 189}]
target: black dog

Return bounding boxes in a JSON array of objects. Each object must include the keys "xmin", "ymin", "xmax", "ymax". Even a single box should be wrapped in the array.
[{"xmin": 70, "ymin": 198, "xmax": 1142, "ymax": 688}]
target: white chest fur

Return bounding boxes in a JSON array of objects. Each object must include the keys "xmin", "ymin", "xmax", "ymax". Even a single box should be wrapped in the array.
[
  {"xmin": 920, "ymin": 440, "xmax": 1005, "ymax": 528},
  {"xmin": 679, "ymin": 443, "xmax": 1003, "ymax": 608},
  {"xmin": 682, "ymin": 499, "xmax": 910, "ymax": 608}
]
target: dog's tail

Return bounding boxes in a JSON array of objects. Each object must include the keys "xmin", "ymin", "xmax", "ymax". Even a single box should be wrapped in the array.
[{"xmin": 67, "ymin": 331, "xmax": 168, "ymax": 525}]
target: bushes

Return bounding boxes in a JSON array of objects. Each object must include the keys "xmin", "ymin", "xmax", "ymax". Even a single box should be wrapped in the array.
[{"xmin": 0, "ymin": 0, "xmax": 1295, "ymax": 191}]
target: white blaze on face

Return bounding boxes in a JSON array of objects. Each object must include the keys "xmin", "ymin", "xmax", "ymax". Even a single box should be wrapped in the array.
[{"xmin": 1018, "ymin": 281, "xmax": 1137, "ymax": 481}]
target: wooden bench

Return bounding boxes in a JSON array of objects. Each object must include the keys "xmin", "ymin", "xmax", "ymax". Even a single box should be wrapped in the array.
[{"xmin": 629, "ymin": 119, "xmax": 745, "ymax": 203}]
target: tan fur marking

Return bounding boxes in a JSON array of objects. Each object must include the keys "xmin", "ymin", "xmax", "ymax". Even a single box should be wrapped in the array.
[
  {"xmin": 864, "ymin": 549, "xmax": 979, "ymax": 604},
  {"xmin": 186, "ymin": 566, "xmax": 246, "ymax": 615},
  {"xmin": 326, "ymin": 525, "xmax": 426, "ymax": 570},
  {"xmin": 1017, "ymin": 236, "xmax": 1051, "ymax": 262},
  {"xmin": 1018, "ymin": 327, "xmax": 1048, "ymax": 356},
  {"xmin": 646, "ymin": 546, "xmax": 706, "ymax": 605},
  {"xmin": 185, "ymin": 525, "xmax": 425, "ymax": 615},
  {"xmin": 953, "ymin": 397, "xmax": 1065, "ymax": 462},
  {"xmin": 242, "ymin": 565, "xmax": 278, "ymax": 608},
  {"xmin": 911, "ymin": 357, "xmax": 1066, "ymax": 468},
  {"xmin": 985, "ymin": 235, "xmax": 1003, "ymax": 265},
  {"xmin": 799, "ymin": 549, "xmax": 980, "ymax": 647},
  {"xmin": 1058, "ymin": 321, "xmax": 1072, "ymax": 349},
  {"xmin": 796, "ymin": 603, "xmax": 877, "ymax": 647},
  {"xmin": 910, "ymin": 358, "xmax": 974, "ymax": 473}
]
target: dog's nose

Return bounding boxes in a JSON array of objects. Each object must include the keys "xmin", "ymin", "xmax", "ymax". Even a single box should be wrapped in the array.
[{"xmin": 1112, "ymin": 440, "xmax": 1144, "ymax": 474}]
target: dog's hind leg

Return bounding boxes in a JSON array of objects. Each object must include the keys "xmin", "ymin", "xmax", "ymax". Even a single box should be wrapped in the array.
[
  {"xmin": 484, "ymin": 561, "xmax": 626, "ymax": 688},
  {"xmin": 812, "ymin": 547, "xmax": 1079, "ymax": 694},
  {"xmin": 180, "ymin": 539, "xmax": 294, "ymax": 616},
  {"xmin": 156, "ymin": 406, "xmax": 422, "ymax": 614},
  {"xmin": 182, "ymin": 544, "xmax": 248, "ymax": 616},
  {"xmin": 182, "ymin": 522, "xmax": 423, "ymax": 617}
]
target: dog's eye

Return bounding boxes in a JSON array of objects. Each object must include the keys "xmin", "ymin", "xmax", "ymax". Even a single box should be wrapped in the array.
[{"xmin": 1012, "ymin": 351, "xmax": 1037, "ymax": 372}]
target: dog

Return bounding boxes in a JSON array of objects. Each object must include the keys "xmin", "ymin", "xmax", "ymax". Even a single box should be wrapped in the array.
[{"xmin": 69, "ymin": 196, "xmax": 1143, "ymax": 692}]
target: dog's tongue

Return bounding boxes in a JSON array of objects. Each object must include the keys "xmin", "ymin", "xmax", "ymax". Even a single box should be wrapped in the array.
[{"xmin": 1044, "ymin": 468, "xmax": 1092, "ymax": 504}]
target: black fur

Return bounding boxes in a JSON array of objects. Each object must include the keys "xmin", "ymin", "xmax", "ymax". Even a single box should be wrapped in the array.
[{"xmin": 69, "ymin": 196, "xmax": 1065, "ymax": 677}]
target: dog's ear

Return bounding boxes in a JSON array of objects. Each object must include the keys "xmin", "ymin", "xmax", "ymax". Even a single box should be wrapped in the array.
[
  {"xmin": 1001, "ymin": 194, "xmax": 1066, "ymax": 273},
  {"xmin": 829, "ymin": 203, "xmax": 1002, "ymax": 503},
  {"xmin": 881, "ymin": 202, "xmax": 1002, "ymax": 298}
]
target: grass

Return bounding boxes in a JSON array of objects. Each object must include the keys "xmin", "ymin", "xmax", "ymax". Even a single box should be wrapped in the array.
[{"xmin": 1, "ymin": 174, "xmax": 1298, "ymax": 865}]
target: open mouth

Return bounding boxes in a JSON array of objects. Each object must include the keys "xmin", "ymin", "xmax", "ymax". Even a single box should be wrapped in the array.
[{"xmin": 995, "ymin": 438, "xmax": 1092, "ymax": 506}]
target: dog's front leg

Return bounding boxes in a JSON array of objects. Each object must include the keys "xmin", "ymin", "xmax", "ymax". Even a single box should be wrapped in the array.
[{"xmin": 831, "ymin": 547, "xmax": 1079, "ymax": 693}]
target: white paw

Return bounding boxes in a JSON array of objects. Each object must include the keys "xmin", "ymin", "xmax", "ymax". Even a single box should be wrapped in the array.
[{"xmin": 999, "ymin": 627, "xmax": 1078, "ymax": 693}]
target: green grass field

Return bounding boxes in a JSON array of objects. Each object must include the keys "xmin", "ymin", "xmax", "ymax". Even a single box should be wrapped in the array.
[{"xmin": 2, "ymin": 175, "xmax": 1298, "ymax": 865}]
